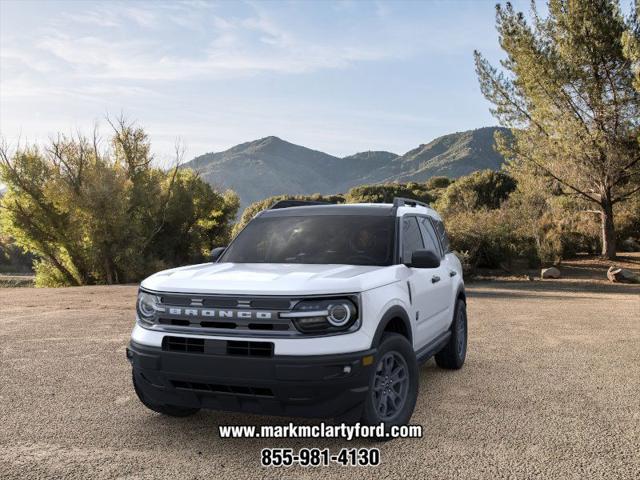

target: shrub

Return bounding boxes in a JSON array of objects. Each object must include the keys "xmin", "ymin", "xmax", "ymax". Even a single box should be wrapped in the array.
[
  {"xmin": 444, "ymin": 205, "xmax": 539, "ymax": 272},
  {"xmin": 454, "ymin": 250, "xmax": 474, "ymax": 278},
  {"xmin": 0, "ymin": 121, "xmax": 238, "ymax": 286},
  {"xmin": 436, "ymin": 170, "xmax": 516, "ymax": 216},
  {"xmin": 345, "ymin": 182, "xmax": 436, "ymax": 204},
  {"xmin": 425, "ymin": 176, "xmax": 452, "ymax": 190}
]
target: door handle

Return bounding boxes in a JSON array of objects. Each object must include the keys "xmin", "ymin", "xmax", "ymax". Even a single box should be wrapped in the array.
[
  {"xmin": 449, "ymin": 270, "xmax": 457, "ymax": 277},
  {"xmin": 431, "ymin": 275, "xmax": 441, "ymax": 284}
]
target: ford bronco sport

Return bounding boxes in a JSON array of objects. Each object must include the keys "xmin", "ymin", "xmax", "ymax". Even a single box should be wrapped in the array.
[{"xmin": 127, "ymin": 197, "xmax": 467, "ymax": 429}]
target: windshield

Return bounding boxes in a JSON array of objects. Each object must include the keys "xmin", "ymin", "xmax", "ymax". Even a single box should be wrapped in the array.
[{"xmin": 221, "ymin": 215, "xmax": 395, "ymax": 266}]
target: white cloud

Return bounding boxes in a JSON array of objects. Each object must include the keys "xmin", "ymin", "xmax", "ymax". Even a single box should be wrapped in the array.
[
  {"xmin": 122, "ymin": 6, "xmax": 158, "ymax": 27},
  {"xmin": 2, "ymin": 0, "xmax": 487, "ymax": 92},
  {"xmin": 61, "ymin": 4, "xmax": 161, "ymax": 29},
  {"xmin": 0, "ymin": 1, "xmax": 499, "ymax": 160},
  {"xmin": 62, "ymin": 10, "xmax": 122, "ymax": 28},
  {"xmin": 9, "ymin": 7, "xmax": 396, "ymax": 83}
]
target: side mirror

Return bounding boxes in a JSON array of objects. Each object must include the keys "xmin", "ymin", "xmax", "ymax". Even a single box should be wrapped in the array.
[
  {"xmin": 210, "ymin": 246, "xmax": 226, "ymax": 262},
  {"xmin": 408, "ymin": 249, "xmax": 440, "ymax": 269}
]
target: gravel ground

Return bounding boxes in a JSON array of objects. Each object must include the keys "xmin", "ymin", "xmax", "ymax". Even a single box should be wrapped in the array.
[{"xmin": 1, "ymin": 281, "xmax": 638, "ymax": 479}]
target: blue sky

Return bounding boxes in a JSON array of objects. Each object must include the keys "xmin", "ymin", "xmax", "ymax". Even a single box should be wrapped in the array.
[{"xmin": 0, "ymin": 0, "xmax": 534, "ymax": 163}]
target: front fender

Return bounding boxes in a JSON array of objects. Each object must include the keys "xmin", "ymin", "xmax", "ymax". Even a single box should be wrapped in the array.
[{"xmin": 370, "ymin": 305, "xmax": 413, "ymax": 348}]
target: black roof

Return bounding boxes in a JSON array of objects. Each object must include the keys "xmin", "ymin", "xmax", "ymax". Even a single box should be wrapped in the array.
[{"xmin": 260, "ymin": 203, "xmax": 395, "ymax": 217}]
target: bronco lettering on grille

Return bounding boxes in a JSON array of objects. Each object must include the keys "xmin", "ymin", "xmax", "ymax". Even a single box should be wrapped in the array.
[{"xmin": 166, "ymin": 308, "xmax": 273, "ymax": 320}]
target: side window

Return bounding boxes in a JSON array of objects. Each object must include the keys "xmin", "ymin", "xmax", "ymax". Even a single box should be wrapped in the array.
[
  {"xmin": 434, "ymin": 219, "xmax": 451, "ymax": 253},
  {"xmin": 402, "ymin": 217, "xmax": 424, "ymax": 263},
  {"xmin": 417, "ymin": 217, "xmax": 442, "ymax": 257}
]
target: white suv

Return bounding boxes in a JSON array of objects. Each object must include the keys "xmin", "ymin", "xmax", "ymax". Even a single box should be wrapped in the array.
[{"xmin": 127, "ymin": 198, "xmax": 467, "ymax": 429}]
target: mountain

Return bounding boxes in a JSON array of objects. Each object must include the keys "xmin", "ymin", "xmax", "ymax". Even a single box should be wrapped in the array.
[
  {"xmin": 184, "ymin": 136, "xmax": 347, "ymax": 206},
  {"xmin": 367, "ymin": 126, "xmax": 510, "ymax": 183},
  {"xmin": 339, "ymin": 151, "xmax": 400, "ymax": 181},
  {"xmin": 183, "ymin": 127, "xmax": 509, "ymax": 207}
]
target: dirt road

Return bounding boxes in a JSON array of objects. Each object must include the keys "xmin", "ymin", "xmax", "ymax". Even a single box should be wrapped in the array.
[{"xmin": 1, "ymin": 281, "xmax": 638, "ymax": 479}]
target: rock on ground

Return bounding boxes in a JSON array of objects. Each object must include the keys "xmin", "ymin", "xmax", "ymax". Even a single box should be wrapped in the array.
[
  {"xmin": 607, "ymin": 266, "xmax": 639, "ymax": 283},
  {"xmin": 541, "ymin": 267, "xmax": 561, "ymax": 279}
]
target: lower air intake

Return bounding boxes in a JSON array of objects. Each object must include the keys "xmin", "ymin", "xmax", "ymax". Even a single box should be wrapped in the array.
[
  {"xmin": 171, "ymin": 380, "xmax": 274, "ymax": 397},
  {"xmin": 162, "ymin": 336, "xmax": 204, "ymax": 353},
  {"xmin": 227, "ymin": 340, "xmax": 274, "ymax": 357}
]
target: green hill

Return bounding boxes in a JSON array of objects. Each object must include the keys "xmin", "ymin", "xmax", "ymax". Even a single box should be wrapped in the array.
[
  {"xmin": 183, "ymin": 127, "xmax": 510, "ymax": 207},
  {"xmin": 184, "ymin": 136, "xmax": 347, "ymax": 206}
]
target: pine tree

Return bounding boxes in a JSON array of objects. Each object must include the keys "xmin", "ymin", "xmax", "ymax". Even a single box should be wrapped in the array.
[{"xmin": 475, "ymin": 0, "xmax": 640, "ymax": 259}]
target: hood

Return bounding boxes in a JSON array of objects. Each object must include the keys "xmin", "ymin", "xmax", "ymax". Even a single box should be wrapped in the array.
[{"xmin": 140, "ymin": 262, "xmax": 401, "ymax": 295}]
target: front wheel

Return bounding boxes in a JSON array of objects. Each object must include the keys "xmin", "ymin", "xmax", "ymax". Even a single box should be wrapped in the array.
[
  {"xmin": 435, "ymin": 298, "xmax": 467, "ymax": 369},
  {"xmin": 361, "ymin": 333, "xmax": 418, "ymax": 430}
]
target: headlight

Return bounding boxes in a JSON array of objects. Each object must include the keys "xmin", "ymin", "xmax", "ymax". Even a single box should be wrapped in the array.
[
  {"xmin": 327, "ymin": 303, "xmax": 352, "ymax": 326},
  {"xmin": 136, "ymin": 290, "xmax": 162, "ymax": 325},
  {"xmin": 281, "ymin": 297, "xmax": 358, "ymax": 334}
]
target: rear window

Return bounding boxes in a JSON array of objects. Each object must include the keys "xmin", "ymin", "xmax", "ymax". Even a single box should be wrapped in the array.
[
  {"xmin": 433, "ymin": 219, "xmax": 451, "ymax": 253},
  {"xmin": 418, "ymin": 217, "xmax": 442, "ymax": 257},
  {"xmin": 401, "ymin": 217, "xmax": 424, "ymax": 263}
]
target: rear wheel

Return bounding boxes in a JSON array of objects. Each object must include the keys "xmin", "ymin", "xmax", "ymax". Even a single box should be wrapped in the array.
[
  {"xmin": 132, "ymin": 371, "xmax": 200, "ymax": 417},
  {"xmin": 361, "ymin": 333, "xmax": 418, "ymax": 431},
  {"xmin": 435, "ymin": 298, "xmax": 467, "ymax": 369}
]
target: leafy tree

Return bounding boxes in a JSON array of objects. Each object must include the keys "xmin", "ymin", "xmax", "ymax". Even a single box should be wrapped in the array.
[
  {"xmin": 623, "ymin": 2, "xmax": 640, "ymax": 92},
  {"xmin": 344, "ymin": 182, "xmax": 436, "ymax": 204},
  {"xmin": 0, "ymin": 120, "xmax": 238, "ymax": 286},
  {"xmin": 475, "ymin": 0, "xmax": 640, "ymax": 259},
  {"xmin": 150, "ymin": 174, "xmax": 238, "ymax": 267},
  {"xmin": 435, "ymin": 170, "xmax": 516, "ymax": 216}
]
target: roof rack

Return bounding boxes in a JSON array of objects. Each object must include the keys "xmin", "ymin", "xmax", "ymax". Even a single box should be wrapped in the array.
[
  {"xmin": 392, "ymin": 197, "xmax": 430, "ymax": 209},
  {"xmin": 269, "ymin": 199, "xmax": 334, "ymax": 210}
]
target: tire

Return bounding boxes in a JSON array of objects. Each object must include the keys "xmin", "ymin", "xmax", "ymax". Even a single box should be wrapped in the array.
[
  {"xmin": 361, "ymin": 333, "xmax": 419, "ymax": 431},
  {"xmin": 132, "ymin": 371, "xmax": 200, "ymax": 417},
  {"xmin": 435, "ymin": 298, "xmax": 467, "ymax": 370}
]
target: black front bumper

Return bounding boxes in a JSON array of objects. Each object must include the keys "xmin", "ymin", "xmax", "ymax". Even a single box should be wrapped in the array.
[{"xmin": 127, "ymin": 340, "xmax": 376, "ymax": 419}]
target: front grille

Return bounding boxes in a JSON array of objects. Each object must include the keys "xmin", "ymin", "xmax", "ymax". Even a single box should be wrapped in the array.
[
  {"xmin": 157, "ymin": 317, "xmax": 290, "ymax": 332},
  {"xmin": 150, "ymin": 294, "xmax": 297, "ymax": 336},
  {"xmin": 171, "ymin": 380, "xmax": 274, "ymax": 397},
  {"xmin": 163, "ymin": 336, "xmax": 204, "ymax": 353},
  {"xmin": 144, "ymin": 292, "xmax": 358, "ymax": 338},
  {"xmin": 248, "ymin": 323, "xmax": 289, "ymax": 331},
  {"xmin": 249, "ymin": 298, "xmax": 292, "ymax": 309},
  {"xmin": 227, "ymin": 340, "xmax": 274, "ymax": 357},
  {"xmin": 159, "ymin": 295, "xmax": 239, "ymax": 308},
  {"xmin": 201, "ymin": 321, "xmax": 236, "ymax": 329}
]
